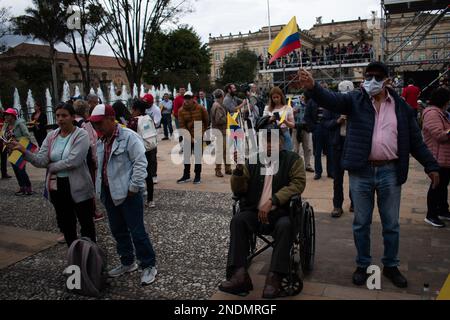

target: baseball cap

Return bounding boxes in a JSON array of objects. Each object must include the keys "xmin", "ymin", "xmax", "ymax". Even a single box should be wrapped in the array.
[
  {"xmin": 142, "ymin": 94, "xmax": 154, "ymax": 105},
  {"xmin": 184, "ymin": 91, "xmax": 193, "ymax": 98},
  {"xmin": 89, "ymin": 104, "xmax": 115, "ymax": 122},
  {"xmin": 4, "ymin": 108, "xmax": 18, "ymax": 118}
]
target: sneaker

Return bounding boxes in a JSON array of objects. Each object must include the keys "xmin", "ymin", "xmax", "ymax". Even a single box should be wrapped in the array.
[
  {"xmin": 424, "ymin": 217, "xmax": 446, "ymax": 228},
  {"xmin": 438, "ymin": 212, "xmax": 450, "ymax": 221},
  {"xmin": 141, "ymin": 266, "xmax": 158, "ymax": 286},
  {"xmin": 177, "ymin": 176, "xmax": 191, "ymax": 184},
  {"xmin": 352, "ymin": 267, "xmax": 369, "ymax": 286},
  {"xmin": 193, "ymin": 176, "xmax": 201, "ymax": 185},
  {"xmin": 152, "ymin": 177, "xmax": 158, "ymax": 184},
  {"xmin": 57, "ymin": 235, "xmax": 66, "ymax": 244},
  {"xmin": 147, "ymin": 201, "xmax": 156, "ymax": 208},
  {"xmin": 313, "ymin": 174, "xmax": 321, "ymax": 180},
  {"xmin": 108, "ymin": 262, "xmax": 139, "ymax": 278},
  {"xmin": 94, "ymin": 212, "xmax": 104, "ymax": 222},
  {"xmin": 383, "ymin": 266, "xmax": 408, "ymax": 288},
  {"xmin": 15, "ymin": 189, "xmax": 25, "ymax": 196}
]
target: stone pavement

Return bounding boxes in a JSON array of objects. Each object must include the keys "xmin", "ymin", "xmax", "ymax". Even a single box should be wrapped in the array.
[{"xmin": 0, "ymin": 135, "xmax": 449, "ymax": 300}]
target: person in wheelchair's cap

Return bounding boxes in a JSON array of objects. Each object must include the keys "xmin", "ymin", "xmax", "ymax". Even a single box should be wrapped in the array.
[{"xmin": 219, "ymin": 116, "xmax": 306, "ymax": 299}]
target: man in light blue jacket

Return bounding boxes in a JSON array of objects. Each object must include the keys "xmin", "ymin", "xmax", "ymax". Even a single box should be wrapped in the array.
[{"xmin": 90, "ymin": 104, "xmax": 157, "ymax": 286}]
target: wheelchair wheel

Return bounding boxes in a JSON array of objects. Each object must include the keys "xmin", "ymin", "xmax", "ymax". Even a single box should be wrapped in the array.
[
  {"xmin": 281, "ymin": 244, "xmax": 303, "ymax": 296},
  {"xmin": 300, "ymin": 202, "xmax": 316, "ymax": 274}
]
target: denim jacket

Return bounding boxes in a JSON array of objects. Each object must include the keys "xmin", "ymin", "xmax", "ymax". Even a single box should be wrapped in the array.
[{"xmin": 96, "ymin": 125, "xmax": 148, "ymax": 206}]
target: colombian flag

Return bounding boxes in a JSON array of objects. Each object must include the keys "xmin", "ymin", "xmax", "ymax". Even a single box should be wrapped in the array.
[
  {"xmin": 268, "ymin": 17, "xmax": 301, "ymax": 64},
  {"xmin": 227, "ymin": 112, "xmax": 245, "ymax": 140},
  {"xmin": 8, "ymin": 137, "xmax": 38, "ymax": 170}
]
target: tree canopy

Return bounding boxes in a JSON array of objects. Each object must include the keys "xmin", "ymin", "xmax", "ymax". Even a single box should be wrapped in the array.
[
  {"xmin": 218, "ymin": 49, "xmax": 258, "ymax": 86},
  {"xmin": 143, "ymin": 26, "xmax": 211, "ymax": 90}
]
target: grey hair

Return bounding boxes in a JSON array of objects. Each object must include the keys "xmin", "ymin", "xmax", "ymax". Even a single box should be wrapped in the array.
[
  {"xmin": 87, "ymin": 94, "xmax": 99, "ymax": 102},
  {"xmin": 213, "ymin": 89, "xmax": 224, "ymax": 100},
  {"xmin": 73, "ymin": 100, "xmax": 90, "ymax": 117}
]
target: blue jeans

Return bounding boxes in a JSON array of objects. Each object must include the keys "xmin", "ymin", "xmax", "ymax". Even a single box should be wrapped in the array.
[
  {"xmin": 282, "ymin": 129, "xmax": 293, "ymax": 151},
  {"xmin": 349, "ymin": 163, "xmax": 401, "ymax": 268},
  {"xmin": 12, "ymin": 164, "xmax": 31, "ymax": 189},
  {"xmin": 103, "ymin": 186, "xmax": 156, "ymax": 269},
  {"xmin": 162, "ymin": 113, "xmax": 173, "ymax": 138}
]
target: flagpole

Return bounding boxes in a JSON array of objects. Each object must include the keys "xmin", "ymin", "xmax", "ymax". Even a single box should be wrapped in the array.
[{"xmin": 267, "ymin": 0, "xmax": 272, "ymax": 45}]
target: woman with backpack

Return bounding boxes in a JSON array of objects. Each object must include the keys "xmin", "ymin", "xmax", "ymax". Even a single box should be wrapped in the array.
[
  {"xmin": 8, "ymin": 103, "xmax": 96, "ymax": 247},
  {"xmin": 128, "ymin": 99, "xmax": 158, "ymax": 209}
]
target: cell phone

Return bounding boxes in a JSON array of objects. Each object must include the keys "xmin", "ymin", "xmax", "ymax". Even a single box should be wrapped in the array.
[{"xmin": 274, "ymin": 112, "xmax": 281, "ymax": 121}]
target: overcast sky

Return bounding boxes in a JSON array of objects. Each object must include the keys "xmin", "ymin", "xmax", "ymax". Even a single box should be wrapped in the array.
[{"xmin": 2, "ymin": 0, "xmax": 381, "ymax": 56}]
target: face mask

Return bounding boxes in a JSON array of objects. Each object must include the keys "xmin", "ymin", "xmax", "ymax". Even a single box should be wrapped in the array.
[{"xmin": 363, "ymin": 78, "xmax": 384, "ymax": 96}]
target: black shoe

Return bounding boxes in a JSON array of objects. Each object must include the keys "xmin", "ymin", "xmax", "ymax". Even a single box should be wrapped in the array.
[
  {"xmin": 306, "ymin": 167, "xmax": 315, "ymax": 173},
  {"xmin": 438, "ymin": 212, "xmax": 450, "ymax": 221},
  {"xmin": 1, "ymin": 175, "xmax": 12, "ymax": 180},
  {"xmin": 193, "ymin": 176, "xmax": 201, "ymax": 185},
  {"xmin": 352, "ymin": 267, "xmax": 368, "ymax": 286},
  {"xmin": 15, "ymin": 190, "xmax": 25, "ymax": 196},
  {"xmin": 383, "ymin": 267, "xmax": 408, "ymax": 288},
  {"xmin": 331, "ymin": 208, "xmax": 344, "ymax": 218},
  {"xmin": 162, "ymin": 137, "xmax": 169, "ymax": 141},
  {"xmin": 314, "ymin": 174, "xmax": 321, "ymax": 180},
  {"xmin": 177, "ymin": 176, "xmax": 191, "ymax": 184},
  {"xmin": 424, "ymin": 217, "xmax": 446, "ymax": 228}
]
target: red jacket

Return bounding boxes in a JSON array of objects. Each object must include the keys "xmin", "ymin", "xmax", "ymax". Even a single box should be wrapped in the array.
[
  {"xmin": 422, "ymin": 106, "xmax": 450, "ymax": 168},
  {"xmin": 401, "ymin": 85, "xmax": 421, "ymax": 109},
  {"xmin": 173, "ymin": 96, "xmax": 184, "ymax": 118}
]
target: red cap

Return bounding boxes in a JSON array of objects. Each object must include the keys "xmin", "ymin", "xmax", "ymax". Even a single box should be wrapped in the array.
[
  {"xmin": 142, "ymin": 94, "xmax": 154, "ymax": 105},
  {"xmin": 4, "ymin": 108, "xmax": 18, "ymax": 118},
  {"xmin": 89, "ymin": 104, "xmax": 115, "ymax": 123}
]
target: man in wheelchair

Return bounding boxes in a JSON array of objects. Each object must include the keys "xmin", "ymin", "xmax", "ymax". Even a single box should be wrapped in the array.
[{"xmin": 219, "ymin": 116, "xmax": 306, "ymax": 299}]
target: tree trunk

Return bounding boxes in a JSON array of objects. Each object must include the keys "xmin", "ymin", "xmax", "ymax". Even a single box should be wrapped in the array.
[{"xmin": 50, "ymin": 44, "xmax": 59, "ymax": 105}]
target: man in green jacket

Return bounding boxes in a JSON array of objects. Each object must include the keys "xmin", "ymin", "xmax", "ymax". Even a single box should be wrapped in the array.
[{"xmin": 219, "ymin": 116, "xmax": 306, "ymax": 299}]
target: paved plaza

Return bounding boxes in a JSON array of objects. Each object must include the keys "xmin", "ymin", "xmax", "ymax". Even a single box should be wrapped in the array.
[{"xmin": 0, "ymin": 136, "xmax": 449, "ymax": 300}]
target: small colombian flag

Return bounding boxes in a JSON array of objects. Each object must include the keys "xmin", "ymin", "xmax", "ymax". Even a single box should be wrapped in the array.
[{"xmin": 8, "ymin": 137, "xmax": 38, "ymax": 170}]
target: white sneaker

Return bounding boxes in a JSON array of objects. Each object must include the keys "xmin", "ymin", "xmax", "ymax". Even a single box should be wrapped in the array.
[
  {"xmin": 108, "ymin": 262, "xmax": 139, "ymax": 278},
  {"xmin": 152, "ymin": 177, "xmax": 158, "ymax": 184},
  {"xmin": 148, "ymin": 201, "xmax": 156, "ymax": 208},
  {"xmin": 141, "ymin": 266, "xmax": 157, "ymax": 286}
]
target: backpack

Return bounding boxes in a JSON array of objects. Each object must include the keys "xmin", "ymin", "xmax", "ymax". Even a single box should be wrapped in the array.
[
  {"xmin": 74, "ymin": 119, "xmax": 96, "ymax": 171},
  {"xmin": 65, "ymin": 237, "xmax": 107, "ymax": 298},
  {"xmin": 137, "ymin": 115, "xmax": 158, "ymax": 151}
]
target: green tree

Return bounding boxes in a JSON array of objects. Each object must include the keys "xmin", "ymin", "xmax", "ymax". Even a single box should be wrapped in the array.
[
  {"xmin": 12, "ymin": 0, "xmax": 70, "ymax": 104},
  {"xmin": 63, "ymin": 1, "xmax": 108, "ymax": 95},
  {"xmin": 0, "ymin": 5, "xmax": 11, "ymax": 52},
  {"xmin": 144, "ymin": 26, "xmax": 211, "ymax": 90},
  {"xmin": 219, "ymin": 49, "xmax": 258, "ymax": 86},
  {"xmin": 93, "ymin": 0, "xmax": 192, "ymax": 87}
]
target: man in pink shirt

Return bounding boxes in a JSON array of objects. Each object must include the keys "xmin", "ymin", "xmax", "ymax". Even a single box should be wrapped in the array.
[{"xmin": 299, "ymin": 62, "xmax": 439, "ymax": 289}]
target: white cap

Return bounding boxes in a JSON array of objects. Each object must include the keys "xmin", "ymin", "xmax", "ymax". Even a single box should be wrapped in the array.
[
  {"xmin": 184, "ymin": 91, "xmax": 193, "ymax": 97},
  {"xmin": 338, "ymin": 81, "xmax": 355, "ymax": 93}
]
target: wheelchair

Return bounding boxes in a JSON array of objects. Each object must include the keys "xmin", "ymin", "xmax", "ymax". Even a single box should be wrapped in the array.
[{"xmin": 232, "ymin": 194, "xmax": 316, "ymax": 296}]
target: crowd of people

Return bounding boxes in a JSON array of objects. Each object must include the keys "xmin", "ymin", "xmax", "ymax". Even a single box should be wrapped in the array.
[
  {"xmin": 0, "ymin": 60, "xmax": 449, "ymax": 298},
  {"xmin": 259, "ymin": 41, "xmax": 375, "ymax": 69}
]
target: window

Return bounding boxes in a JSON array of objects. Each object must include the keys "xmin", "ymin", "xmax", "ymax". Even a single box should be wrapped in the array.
[
  {"xmin": 432, "ymin": 51, "xmax": 439, "ymax": 59},
  {"xmin": 393, "ymin": 54, "xmax": 400, "ymax": 62},
  {"xmin": 407, "ymin": 53, "xmax": 414, "ymax": 61},
  {"xmin": 224, "ymin": 51, "xmax": 229, "ymax": 58},
  {"xmin": 419, "ymin": 53, "xmax": 426, "ymax": 61},
  {"xmin": 432, "ymin": 35, "xmax": 438, "ymax": 45},
  {"xmin": 215, "ymin": 68, "xmax": 221, "ymax": 79},
  {"xmin": 215, "ymin": 52, "xmax": 221, "ymax": 62}
]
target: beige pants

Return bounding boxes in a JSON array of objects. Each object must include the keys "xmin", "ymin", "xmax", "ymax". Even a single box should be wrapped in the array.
[{"xmin": 292, "ymin": 129, "xmax": 313, "ymax": 169}]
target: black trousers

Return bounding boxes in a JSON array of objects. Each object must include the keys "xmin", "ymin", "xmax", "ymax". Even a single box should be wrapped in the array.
[
  {"xmin": 50, "ymin": 177, "xmax": 96, "ymax": 247},
  {"xmin": 182, "ymin": 143, "xmax": 202, "ymax": 177},
  {"xmin": 227, "ymin": 210, "xmax": 293, "ymax": 275},
  {"xmin": 427, "ymin": 167, "xmax": 450, "ymax": 218},
  {"xmin": 332, "ymin": 141, "xmax": 353, "ymax": 209},
  {"xmin": 148, "ymin": 147, "xmax": 157, "ymax": 178},
  {"xmin": 145, "ymin": 150, "xmax": 155, "ymax": 203},
  {"xmin": 0, "ymin": 141, "xmax": 8, "ymax": 177}
]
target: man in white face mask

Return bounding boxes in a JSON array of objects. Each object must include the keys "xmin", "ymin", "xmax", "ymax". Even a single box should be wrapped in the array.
[{"xmin": 298, "ymin": 62, "xmax": 440, "ymax": 290}]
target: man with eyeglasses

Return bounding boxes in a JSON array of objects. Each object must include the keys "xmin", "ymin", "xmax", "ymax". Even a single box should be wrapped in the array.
[{"xmin": 298, "ymin": 62, "xmax": 440, "ymax": 289}]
